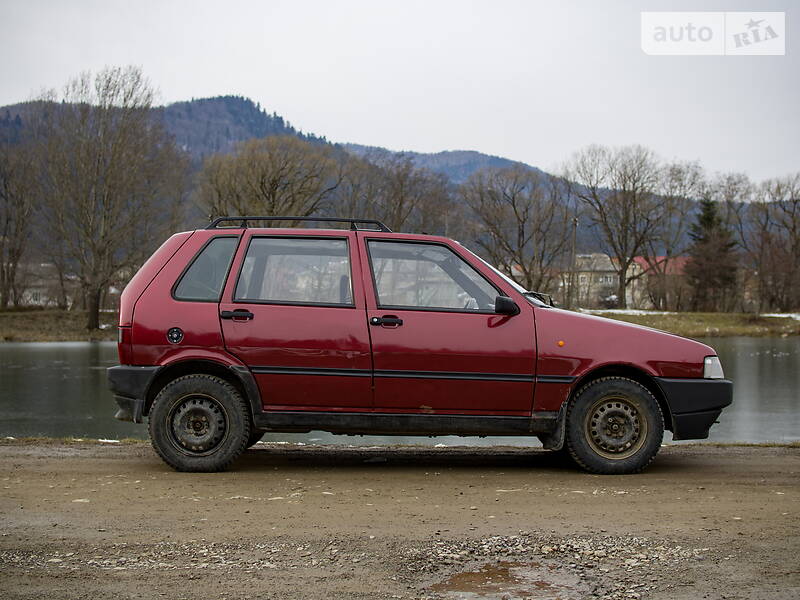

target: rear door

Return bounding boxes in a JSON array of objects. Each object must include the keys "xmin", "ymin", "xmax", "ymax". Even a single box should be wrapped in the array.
[
  {"xmin": 219, "ymin": 231, "xmax": 372, "ymax": 411},
  {"xmin": 358, "ymin": 235, "xmax": 536, "ymax": 415}
]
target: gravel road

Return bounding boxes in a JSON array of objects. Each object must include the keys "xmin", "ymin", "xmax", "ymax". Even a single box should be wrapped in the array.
[{"xmin": 0, "ymin": 441, "xmax": 798, "ymax": 599}]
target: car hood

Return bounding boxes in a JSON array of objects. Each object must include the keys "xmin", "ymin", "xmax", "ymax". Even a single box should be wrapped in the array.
[{"xmin": 533, "ymin": 308, "xmax": 716, "ymax": 379}]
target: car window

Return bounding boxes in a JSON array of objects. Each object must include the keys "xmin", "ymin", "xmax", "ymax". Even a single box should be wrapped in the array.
[
  {"xmin": 368, "ymin": 240, "xmax": 497, "ymax": 311},
  {"xmin": 235, "ymin": 238, "xmax": 353, "ymax": 306},
  {"xmin": 173, "ymin": 236, "xmax": 238, "ymax": 301}
]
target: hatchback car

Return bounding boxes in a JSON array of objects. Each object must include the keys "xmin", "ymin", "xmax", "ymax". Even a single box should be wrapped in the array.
[{"xmin": 108, "ymin": 216, "xmax": 732, "ymax": 474}]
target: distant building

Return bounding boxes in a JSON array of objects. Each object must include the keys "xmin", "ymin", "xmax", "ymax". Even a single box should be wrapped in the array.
[
  {"xmin": 11, "ymin": 262, "xmax": 124, "ymax": 311},
  {"xmin": 632, "ymin": 256, "xmax": 690, "ymax": 311},
  {"xmin": 14, "ymin": 262, "xmax": 78, "ymax": 308},
  {"xmin": 559, "ymin": 253, "xmax": 688, "ymax": 309}
]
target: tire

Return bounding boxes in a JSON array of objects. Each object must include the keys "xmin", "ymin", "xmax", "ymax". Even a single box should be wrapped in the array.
[
  {"xmin": 246, "ymin": 429, "xmax": 265, "ymax": 449},
  {"xmin": 565, "ymin": 377, "xmax": 664, "ymax": 474},
  {"xmin": 148, "ymin": 374, "xmax": 251, "ymax": 472}
]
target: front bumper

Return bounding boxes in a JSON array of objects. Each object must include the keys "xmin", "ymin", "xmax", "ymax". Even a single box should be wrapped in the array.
[
  {"xmin": 654, "ymin": 377, "xmax": 733, "ymax": 440},
  {"xmin": 107, "ymin": 365, "xmax": 159, "ymax": 423}
]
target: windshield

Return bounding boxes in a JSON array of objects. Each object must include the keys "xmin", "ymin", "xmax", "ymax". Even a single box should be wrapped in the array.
[{"xmin": 456, "ymin": 243, "xmax": 550, "ymax": 307}]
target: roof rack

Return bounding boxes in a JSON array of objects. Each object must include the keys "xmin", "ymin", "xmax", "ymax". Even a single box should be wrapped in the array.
[{"xmin": 206, "ymin": 216, "xmax": 392, "ymax": 233}]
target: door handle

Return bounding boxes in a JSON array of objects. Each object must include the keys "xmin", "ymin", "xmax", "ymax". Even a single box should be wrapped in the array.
[
  {"xmin": 370, "ymin": 315, "xmax": 403, "ymax": 327},
  {"xmin": 220, "ymin": 309, "xmax": 254, "ymax": 320}
]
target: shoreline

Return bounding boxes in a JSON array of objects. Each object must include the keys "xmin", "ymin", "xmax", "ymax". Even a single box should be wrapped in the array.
[
  {"xmin": 2, "ymin": 308, "xmax": 800, "ymax": 342},
  {"xmin": 2, "ymin": 437, "xmax": 799, "ymax": 448}
]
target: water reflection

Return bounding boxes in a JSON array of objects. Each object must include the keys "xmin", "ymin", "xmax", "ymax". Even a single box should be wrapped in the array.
[
  {"xmin": 701, "ymin": 336, "xmax": 799, "ymax": 444},
  {"xmin": 0, "ymin": 338, "xmax": 796, "ymax": 444}
]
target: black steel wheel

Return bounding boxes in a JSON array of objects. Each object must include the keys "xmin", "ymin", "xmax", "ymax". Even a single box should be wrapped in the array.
[
  {"xmin": 148, "ymin": 374, "xmax": 251, "ymax": 472},
  {"xmin": 565, "ymin": 377, "xmax": 663, "ymax": 474},
  {"xmin": 168, "ymin": 394, "xmax": 228, "ymax": 456}
]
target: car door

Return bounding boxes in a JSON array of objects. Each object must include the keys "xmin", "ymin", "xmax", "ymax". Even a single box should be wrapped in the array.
[
  {"xmin": 358, "ymin": 235, "xmax": 536, "ymax": 415},
  {"xmin": 219, "ymin": 231, "xmax": 373, "ymax": 411}
]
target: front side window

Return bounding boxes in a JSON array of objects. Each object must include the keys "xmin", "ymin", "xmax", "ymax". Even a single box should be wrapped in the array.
[
  {"xmin": 235, "ymin": 238, "xmax": 352, "ymax": 306},
  {"xmin": 173, "ymin": 236, "xmax": 238, "ymax": 301},
  {"xmin": 368, "ymin": 241, "xmax": 497, "ymax": 311}
]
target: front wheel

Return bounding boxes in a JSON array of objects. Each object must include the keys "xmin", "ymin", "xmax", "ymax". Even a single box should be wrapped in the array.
[
  {"xmin": 148, "ymin": 374, "xmax": 251, "ymax": 472},
  {"xmin": 565, "ymin": 377, "xmax": 664, "ymax": 474}
]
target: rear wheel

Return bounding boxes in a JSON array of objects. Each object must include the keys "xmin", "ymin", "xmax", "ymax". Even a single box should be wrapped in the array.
[
  {"xmin": 148, "ymin": 374, "xmax": 251, "ymax": 472},
  {"xmin": 565, "ymin": 377, "xmax": 663, "ymax": 474}
]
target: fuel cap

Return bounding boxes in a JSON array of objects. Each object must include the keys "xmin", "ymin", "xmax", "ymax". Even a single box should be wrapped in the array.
[{"xmin": 167, "ymin": 327, "xmax": 184, "ymax": 344}]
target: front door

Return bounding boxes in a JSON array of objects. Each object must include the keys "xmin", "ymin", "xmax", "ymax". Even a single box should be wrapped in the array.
[
  {"xmin": 359, "ymin": 236, "xmax": 536, "ymax": 415},
  {"xmin": 220, "ymin": 232, "xmax": 372, "ymax": 411}
]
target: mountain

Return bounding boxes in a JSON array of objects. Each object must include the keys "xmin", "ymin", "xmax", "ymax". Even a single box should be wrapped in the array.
[
  {"xmin": 160, "ymin": 95, "xmax": 326, "ymax": 162},
  {"xmin": 343, "ymin": 144, "xmax": 542, "ymax": 184},
  {"xmin": 0, "ymin": 109, "xmax": 24, "ymax": 144},
  {"xmin": 0, "ymin": 95, "xmax": 615, "ymax": 251},
  {"xmin": 1, "ymin": 95, "xmax": 543, "ymax": 182},
  {"xmin": 159, "ymin": 96, "xmax": 545, "ymax": 182}
]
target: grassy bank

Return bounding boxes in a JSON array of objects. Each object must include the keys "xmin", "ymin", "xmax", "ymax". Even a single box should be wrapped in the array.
[
  {"xmin": 590, "ymin": 310, "xmax": 800, "ymax": 338},
  {"xmin": 1, "ymin": 308, "xmax": 798, "ymax": 342},
  {"xmin": 0, "ymin": 309, "xmax": 117, "ymax": 342}
]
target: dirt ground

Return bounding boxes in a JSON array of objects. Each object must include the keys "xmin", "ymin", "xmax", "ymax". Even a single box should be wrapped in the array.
[{"xmin": 0, "ymin": 441, "xmax": 798, "ymax": 600}]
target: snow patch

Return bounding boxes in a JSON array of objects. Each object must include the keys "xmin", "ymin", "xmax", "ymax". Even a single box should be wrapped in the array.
[
  {"xmin": 761, "ymin": 313, "xmax": 800, "ymax": 321},
  {"xmin": 582, "ymin": 309, "xmax": 676, "ymax": 316}
]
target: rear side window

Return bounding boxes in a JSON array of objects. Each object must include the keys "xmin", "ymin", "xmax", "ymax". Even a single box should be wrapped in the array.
[
  {"xmin": 173, "ymin": 237, "xmax": 238, "ymax": 301},
  {"xmin": 235, "ymin": 238, "xmax": 353, "ymax": 306},
  {"xmin": 368, "ymin": 240, "xmax": 497, "ymax": 311}
]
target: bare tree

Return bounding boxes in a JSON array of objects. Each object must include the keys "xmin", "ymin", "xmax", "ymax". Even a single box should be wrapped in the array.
[
  {"xmin": 0, "ymin": 142, "xmax": 36, "ymax": 308},
  {"xmin": 334, "ymin": 155, "xmax": 386, "ymax": 220},
  {"xmin": 565, "ymin": 145, "xmax": 663, "ymax": 308},
  {"xmin": 642, "ymin": 161, "xmax": 704, "ymax": 310},
  {"xmin": 197, "ymin": 136, "xmax": 342, "ymax": 218},
  {"xmin": 765, "ymin": 173, "xmax": 800, "ymax": 310},
  {"xmin": 364, "ymin": 151, "xmax": 453, "ymax": 233},
  {"xmin": 712, "ymin": 172, "xmax": 764, "ymax": 311},
  {"xmin": 729, "ymin": 173, "xmax": 800, "ymax": 311},
  {"xmin": 37, "ymin": 66, "xmax": 188, "ymax": 329},
  {"xmin": 460, "ymin": 166, "xmax": 572, "ymax": 293}
]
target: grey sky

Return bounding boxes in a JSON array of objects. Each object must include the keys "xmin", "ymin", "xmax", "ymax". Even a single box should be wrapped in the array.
[{"xmin": 1, "ymin": 0, "xmax": 797, "ymax": 180}]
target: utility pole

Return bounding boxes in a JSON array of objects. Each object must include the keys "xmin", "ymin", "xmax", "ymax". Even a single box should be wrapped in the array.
[{"xmin": 567, "ymin": 215, "xmax": 578, "ymax": 310}]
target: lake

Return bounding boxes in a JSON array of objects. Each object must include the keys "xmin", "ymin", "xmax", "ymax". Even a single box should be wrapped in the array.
[{"xmin": 0, "ymin": 337, "xmax": 797, "ymax": 445}]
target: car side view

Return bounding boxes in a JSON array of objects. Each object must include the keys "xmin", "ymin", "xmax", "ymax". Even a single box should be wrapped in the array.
[{"xmin": 108, "ymin": 216, "xmax": 733, "ymax": 474}]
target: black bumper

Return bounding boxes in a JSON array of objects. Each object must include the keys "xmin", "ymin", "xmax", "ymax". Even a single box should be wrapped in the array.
[
  {"xmin": 107, "ymin": 365, "xmax": 159, "ymax": 423},
  {"xmin": 654, "ymin": 377, "xmax": 733, "ymax": 440}
]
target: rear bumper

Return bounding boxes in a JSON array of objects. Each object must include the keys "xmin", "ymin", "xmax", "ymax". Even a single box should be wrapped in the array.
[
  {"xmin": 654, "ymin": 377, "xmax": 733, "ymax": 440},
  {"xmin": 107, "ymin": 365, "xmax": 159, "ymax": 423}
]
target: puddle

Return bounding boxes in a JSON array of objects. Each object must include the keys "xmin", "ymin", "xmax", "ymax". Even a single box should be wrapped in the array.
[{"xmin": 429, "ymin": 561, "xmax": 583, "ymax": 599}]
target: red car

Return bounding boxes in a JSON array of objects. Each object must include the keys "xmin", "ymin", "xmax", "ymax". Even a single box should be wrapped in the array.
[{"xmin": 108, "ymin": 217, "xmax": 732, "ymax": 474}]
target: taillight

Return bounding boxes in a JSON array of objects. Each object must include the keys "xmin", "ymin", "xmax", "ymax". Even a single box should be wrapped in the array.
[{"xmin": 117, "ymin": 326, "xmax": 132, "ymax": 364}]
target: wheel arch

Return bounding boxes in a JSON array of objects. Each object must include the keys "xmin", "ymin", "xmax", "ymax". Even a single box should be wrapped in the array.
[
  {"xmin": 143, "ymin": 360, "xmax": 262, "ymax": 420},
  {"xmin": 570, "ymin": 364, "xmax": 673, "ymax": 433}
]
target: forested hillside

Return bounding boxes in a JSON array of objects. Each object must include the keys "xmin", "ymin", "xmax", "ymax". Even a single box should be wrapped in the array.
[
  {"xmin": 160, "ymin": 96, "xmax": 326, "ymax": 161},
  {"xmin": 1, "ymin": 96, "xmax": 542, "ymax": 182},
  {"xmin": 343, "ymin": 144, "xmax": 542, "ymax": 184}
]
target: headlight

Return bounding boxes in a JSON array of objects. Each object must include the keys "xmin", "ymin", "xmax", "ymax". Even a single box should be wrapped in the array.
[{"xmin": 704, "ymin": 356, "xmax": 725, "ymax": 379}]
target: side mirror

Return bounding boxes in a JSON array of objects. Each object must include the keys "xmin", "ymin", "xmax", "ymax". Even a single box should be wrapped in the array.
[{"xmin": 494, "ymin": 295, "xmax": 520, "ymax": 316}]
